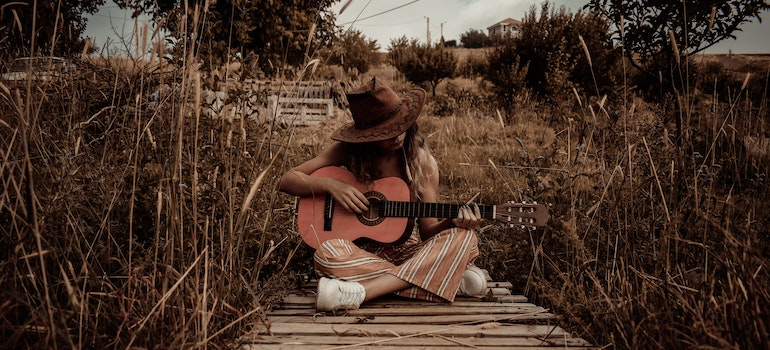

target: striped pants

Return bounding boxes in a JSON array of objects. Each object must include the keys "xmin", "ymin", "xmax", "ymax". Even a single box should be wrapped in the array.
[{"xmin": 313, "ymin": 227, "xmax": 479, "ymax": 302}]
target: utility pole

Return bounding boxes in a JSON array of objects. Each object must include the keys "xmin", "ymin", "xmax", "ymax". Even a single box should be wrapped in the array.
[
  {"xmin": 424, "ymin": 16, "xmax": 431, "ymax": 46},
  {"xmin": 440, "ymin": 21, "xmax": 446, "ymax": 45}
]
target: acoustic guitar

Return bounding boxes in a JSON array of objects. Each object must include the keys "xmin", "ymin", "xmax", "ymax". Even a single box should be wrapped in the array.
[{"xmin": 296, "ymin": 166, "xmax": 550, "ymax": 249}]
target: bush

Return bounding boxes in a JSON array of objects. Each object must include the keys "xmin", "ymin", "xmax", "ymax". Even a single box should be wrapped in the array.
[
  {"xmin": 429, "ymin": 94, "xmax": 457, "ymax": 116},
  {"xmin": 326, "ymin": 29, "xmax": 382, "ymax": 74},
  {"xmin": 485, "ymin": 38, "xmax": 529, "ymax": 108},
  {"xmin": 388, "ymin": 37, "xmax": 458, "ymax": 96},
  {"xmin": 485, "ymin": 1, "xmax": 618, "ymax": 106},
  {"xmin": 460, "ymin": 54, "xmax": 488, "ymax": 78},
  {"xmin": 460, "ymin": 29, "xmax": 492, "ymax": 48}
]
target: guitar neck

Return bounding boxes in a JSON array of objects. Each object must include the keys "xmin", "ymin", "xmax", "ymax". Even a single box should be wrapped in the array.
[{"xmin": 373, "ymin": 201, "xmax": 496, "ymax": 220}]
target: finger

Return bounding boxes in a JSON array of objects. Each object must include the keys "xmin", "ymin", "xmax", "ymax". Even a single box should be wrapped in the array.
[
  {"xmin": 462, "ymin": 205, "xmax": 475, "ymax": 219},
  {"xmin": 350, "ymin": 197, "xmax": 368, "ymax": 213},
  {"xmin": 354, "ymin": 190, "xmax": 370, "ymax": 206},
  {"xmin": 343, "ymin": 200, "xmax": 363, "ymax": 214},
  {"xmin": 457, "ymin": 205, "xmax": 467, "ymax": 219}
]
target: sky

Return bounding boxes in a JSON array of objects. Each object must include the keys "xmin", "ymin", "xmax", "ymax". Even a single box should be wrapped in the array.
[{"xmin": 84, "ymin": 0, "xmax": 770, "ymax": 55}]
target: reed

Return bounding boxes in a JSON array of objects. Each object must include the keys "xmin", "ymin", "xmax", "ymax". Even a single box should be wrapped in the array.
[{"xmin": 1, "ymin": 4, "xmax": 768, "ymax": 350}]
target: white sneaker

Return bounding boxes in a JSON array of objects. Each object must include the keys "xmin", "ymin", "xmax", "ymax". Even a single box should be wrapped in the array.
[
  {"xmin": 457, "ymin": 265, "xmax": 488, "ymax": 297},
  {"xmin": 316, "ymin": 277, "xmax": 366, "ymax": 312}
]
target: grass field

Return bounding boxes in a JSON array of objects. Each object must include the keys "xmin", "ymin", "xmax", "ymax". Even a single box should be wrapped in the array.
[{"xmin": 1, "ymin": 44, "xmax": 768, "ymax": 349}]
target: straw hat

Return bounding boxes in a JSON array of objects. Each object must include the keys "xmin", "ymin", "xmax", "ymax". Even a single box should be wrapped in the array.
[{"xmin": 331, "ymin": 78, "xmax": 426, "ymax": 143}]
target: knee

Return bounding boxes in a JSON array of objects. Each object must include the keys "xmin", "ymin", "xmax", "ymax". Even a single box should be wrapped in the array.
[
  {"xmin": 433, "ymin": 227, "xmax": 479, "ymax": 248},
  {"xmin": 460, "ymin": 227, "xmax": 479, "ymax": 244},
  {"xmin": 448, "ymin": 227, "xmax": 478, "ymax": 240}
]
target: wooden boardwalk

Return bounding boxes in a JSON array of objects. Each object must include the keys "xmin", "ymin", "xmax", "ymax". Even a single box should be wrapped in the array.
[{"xmin": 242, "ymin": 275, "xmax": 595, "ymax": 349}]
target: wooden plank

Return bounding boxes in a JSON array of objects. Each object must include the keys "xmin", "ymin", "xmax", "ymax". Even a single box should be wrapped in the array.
[
  {"xmin": 242, "ymin": 335, "xmax": 594, "ymax": 348},
  {"xmin": 266, "ymin": 312, "xmax": 556, "ymax": 324},
  {"xmin": 268, "ymin": 305, "xmax": 548, "ymax": 317},
  {"xmin": 267, "ymin": 94, "xmax": 334, "ymax": 125},
  {"xmin": 276, "ymin": 295, "xmax": 529, "ymax": 307},
  {"xmin": 253, "ymin": 275, "xmax": 595, "ymax": 349},
  {"xmin": 367, "ymin": 300, "xmax": 538, "ymax": 308},
  {"xmin": 244, "ymin": 345, "xmax": 596, "ymax": 350},
  {"xmin": 244, "ymin": 345, "xmax": 597, "ymax": 350},
  {"xmin": 252, "ymin": 322, "xmax": 571, "ymax": 338},
  {"xmin": 278, "ymin": 97, "xmax": 332, "ymax": 104},
  {"xmin": 488, "ymin": 281, "xmax": 514, "ymax": 288}
]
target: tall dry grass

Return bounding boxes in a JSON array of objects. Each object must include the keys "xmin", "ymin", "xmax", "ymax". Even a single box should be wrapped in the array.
[
  {"xmin": 0, "ymin": 6, "xmax": 305, "ymax": 349},
  {"xmin": 2, "ymin": 4, "xmax": 769, "ymax": 350},
  {"xmin": 423, "ymin": 44, "xmax": 769, "ymax": 349}
]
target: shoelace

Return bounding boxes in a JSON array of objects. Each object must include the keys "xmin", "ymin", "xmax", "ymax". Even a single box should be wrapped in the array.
[{"xmin": 335, "ymin": 283, "xmax": 364, "ymax": 308}]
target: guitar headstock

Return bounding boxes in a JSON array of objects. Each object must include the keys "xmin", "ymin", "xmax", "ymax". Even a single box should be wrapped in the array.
[{"xmin": 494, "ymin": 202, "xmax": 550, "ymax": 228}]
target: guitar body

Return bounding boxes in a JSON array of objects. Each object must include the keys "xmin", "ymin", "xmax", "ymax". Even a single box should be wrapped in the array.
[{"xmin": 297, "ymin": 167, "xmax": 413, "ymax": 249}]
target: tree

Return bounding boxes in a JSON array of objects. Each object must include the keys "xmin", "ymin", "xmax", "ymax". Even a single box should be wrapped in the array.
[
  {"xmin": 485, "ymin": 38, "xmax": 529, "ymax": 107},
  {"xmin": 327, "ymin": 29, "xmax": 381, "ymax": 74},
  {"xmin": 115, "ymin": 0, "xmax": 337, "ymax": 77},
  {"xmin": 486, "ymin": 2, "xmax": 616, "ymax": 100},
  {"xmin": 585, "ymin": 0, "xmax": 770, "ymax": 78},
  {"xmin": 389, "ymin": 37, "xmax": 457, "ymax": 96},
  {"xmin": 0, "ymin": 0, "xmax": 105, "ymax": 59},
  {"xmin": 459, "ymin": 29, "xmax": 491, "ymax": 48}
]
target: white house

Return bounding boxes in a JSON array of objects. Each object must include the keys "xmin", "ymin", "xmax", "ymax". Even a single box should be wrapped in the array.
[{"xmin": 487, "ymin": 18, "xmax": 522, "ymax": 37}]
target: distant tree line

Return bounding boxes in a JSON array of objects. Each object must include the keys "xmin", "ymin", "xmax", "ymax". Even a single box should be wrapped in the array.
[{"xmin": 2, "ymin": 0, "xmax": 767, "ymax": 104}]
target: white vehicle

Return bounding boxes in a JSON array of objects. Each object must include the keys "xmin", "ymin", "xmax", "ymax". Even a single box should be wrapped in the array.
[{"xmin": 1, "ymin": 56, "xmax": 77, "ymax": 83}]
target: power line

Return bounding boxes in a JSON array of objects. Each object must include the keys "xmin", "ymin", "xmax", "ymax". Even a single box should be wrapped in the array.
[
  {"xmin": 348, "ymin": 18, "xmax": 423, "ymax": 27},
  {"xmin": 340, "ymin": 0, "xmax": 421, "ymax": 25}
]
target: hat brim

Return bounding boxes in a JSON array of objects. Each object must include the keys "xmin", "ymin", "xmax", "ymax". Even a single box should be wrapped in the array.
[{"xmin": 331, "ymin": 89, "xmax": 426, "ymax": 143}]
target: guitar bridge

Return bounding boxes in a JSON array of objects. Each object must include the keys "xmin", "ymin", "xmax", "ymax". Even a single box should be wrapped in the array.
[{"xmin": 323, "ymin": 194, "xmax": 334, "ymax": 231}]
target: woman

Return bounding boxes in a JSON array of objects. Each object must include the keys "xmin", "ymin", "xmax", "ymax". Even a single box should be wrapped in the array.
[{"xmin": 279, "ymin": 78, "xmax": 487, "ymax": 312}]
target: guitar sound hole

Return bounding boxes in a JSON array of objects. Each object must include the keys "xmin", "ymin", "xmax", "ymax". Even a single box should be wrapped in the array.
[{"xmin": 359, "ymin": 191, "xmax": 386, "ymax": 226}]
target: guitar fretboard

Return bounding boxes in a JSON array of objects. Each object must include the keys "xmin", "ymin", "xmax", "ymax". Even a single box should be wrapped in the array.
[{"xmin": 371, "ymin": 201, "xmax": 496, "ymax": 220}]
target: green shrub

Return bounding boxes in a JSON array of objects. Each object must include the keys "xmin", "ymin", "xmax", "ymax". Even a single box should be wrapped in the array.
[
  {"xmin": 326, "ymin": 29, "xmax": 382, "ymax": 74},
  {"xmin": 460, "ymin": 54, "xmax": 488, "ymax": 78},
  {"xmin": 460, "ymin": 29, "xmax": 493, "ymax": 48},
  {"xmin": 388, "ymin": 37, "xmax": 458, "ymax": 96},
  {"xmin": 485, "ymin": 2, "xmax": 618, "ymax": 105}
]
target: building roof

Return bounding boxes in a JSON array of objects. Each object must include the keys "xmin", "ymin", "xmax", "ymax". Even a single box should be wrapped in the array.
[{"xmin": 487, "ymin": 17, "xmax": 522, "ymax": 30}]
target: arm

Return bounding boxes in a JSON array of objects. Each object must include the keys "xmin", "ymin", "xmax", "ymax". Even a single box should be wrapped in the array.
[
  {"xmin": 415, "ymin": 152, "xmax": 481, "ymax": 241},
  {"xmin": 279, "ymin": 142, "xmax": 370, "ymax": 214}
]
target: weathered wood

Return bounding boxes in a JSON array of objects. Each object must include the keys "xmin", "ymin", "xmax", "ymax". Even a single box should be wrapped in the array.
[
  {"xmin": 266, "ymin": 312, "xmax": 556, "ymax": 324},
  {"xmin": 242, "ymin": 273, "xmax": 595, "ymax": 349},
  {"xmin": 275, "ymin": 285, "xmax": 527, "ymax": 308},
  {"xmin": 275, "ymin": 295, "xmax": 531, "ymax": 308},
  {"xmin": 268, "ymin": 305, "xmax": 548, "ymax": 317},
  {"xmin": 242, "ymin": 335, "xmax": 593, "ymax": 348},
  {"xmin": 245, "ymin": 344, "xmax": 595, "ymax": 350},
  {"xmin": 255, "ymin": 322, "xmax": 571, "ymax": 338},
  {"xmin": 247, "ymin": 79, "xmax": 335, "ymax": 125},
  {"xmin": 267, "ymin": 95, "xmax": 333, "ymax": 126},
  {"xmin": 242, "ymin": 79, "xmax": 333, "ymax": 99}
]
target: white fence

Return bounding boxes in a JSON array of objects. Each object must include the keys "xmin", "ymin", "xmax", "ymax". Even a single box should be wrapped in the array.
[
  {"xmin": 196, "ymin": 80, "xmax": 336, "ymax": 124},
  {"xmin": 246, "ymin": 80, "xmax": 335, "ymax": 126}
]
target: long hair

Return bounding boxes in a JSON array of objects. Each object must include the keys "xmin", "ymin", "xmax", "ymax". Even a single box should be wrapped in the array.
[{"xmin": 343, "ymin": 123, "xmax": 432, "ymax": 199}]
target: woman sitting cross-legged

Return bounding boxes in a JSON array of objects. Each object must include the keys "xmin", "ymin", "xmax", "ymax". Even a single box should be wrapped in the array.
[{"xmin": 279, "ymin": 78, "xmax": 487, "ymax": 311}]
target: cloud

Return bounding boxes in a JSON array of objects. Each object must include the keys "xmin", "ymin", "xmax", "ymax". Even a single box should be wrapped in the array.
[
  {"xmin": 83, "ymin": 1, "xmax": 770, "ymax": 54},
  {"xmin": 333, "ymin": 0, "xmax": 573, "ymax": 47}
]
